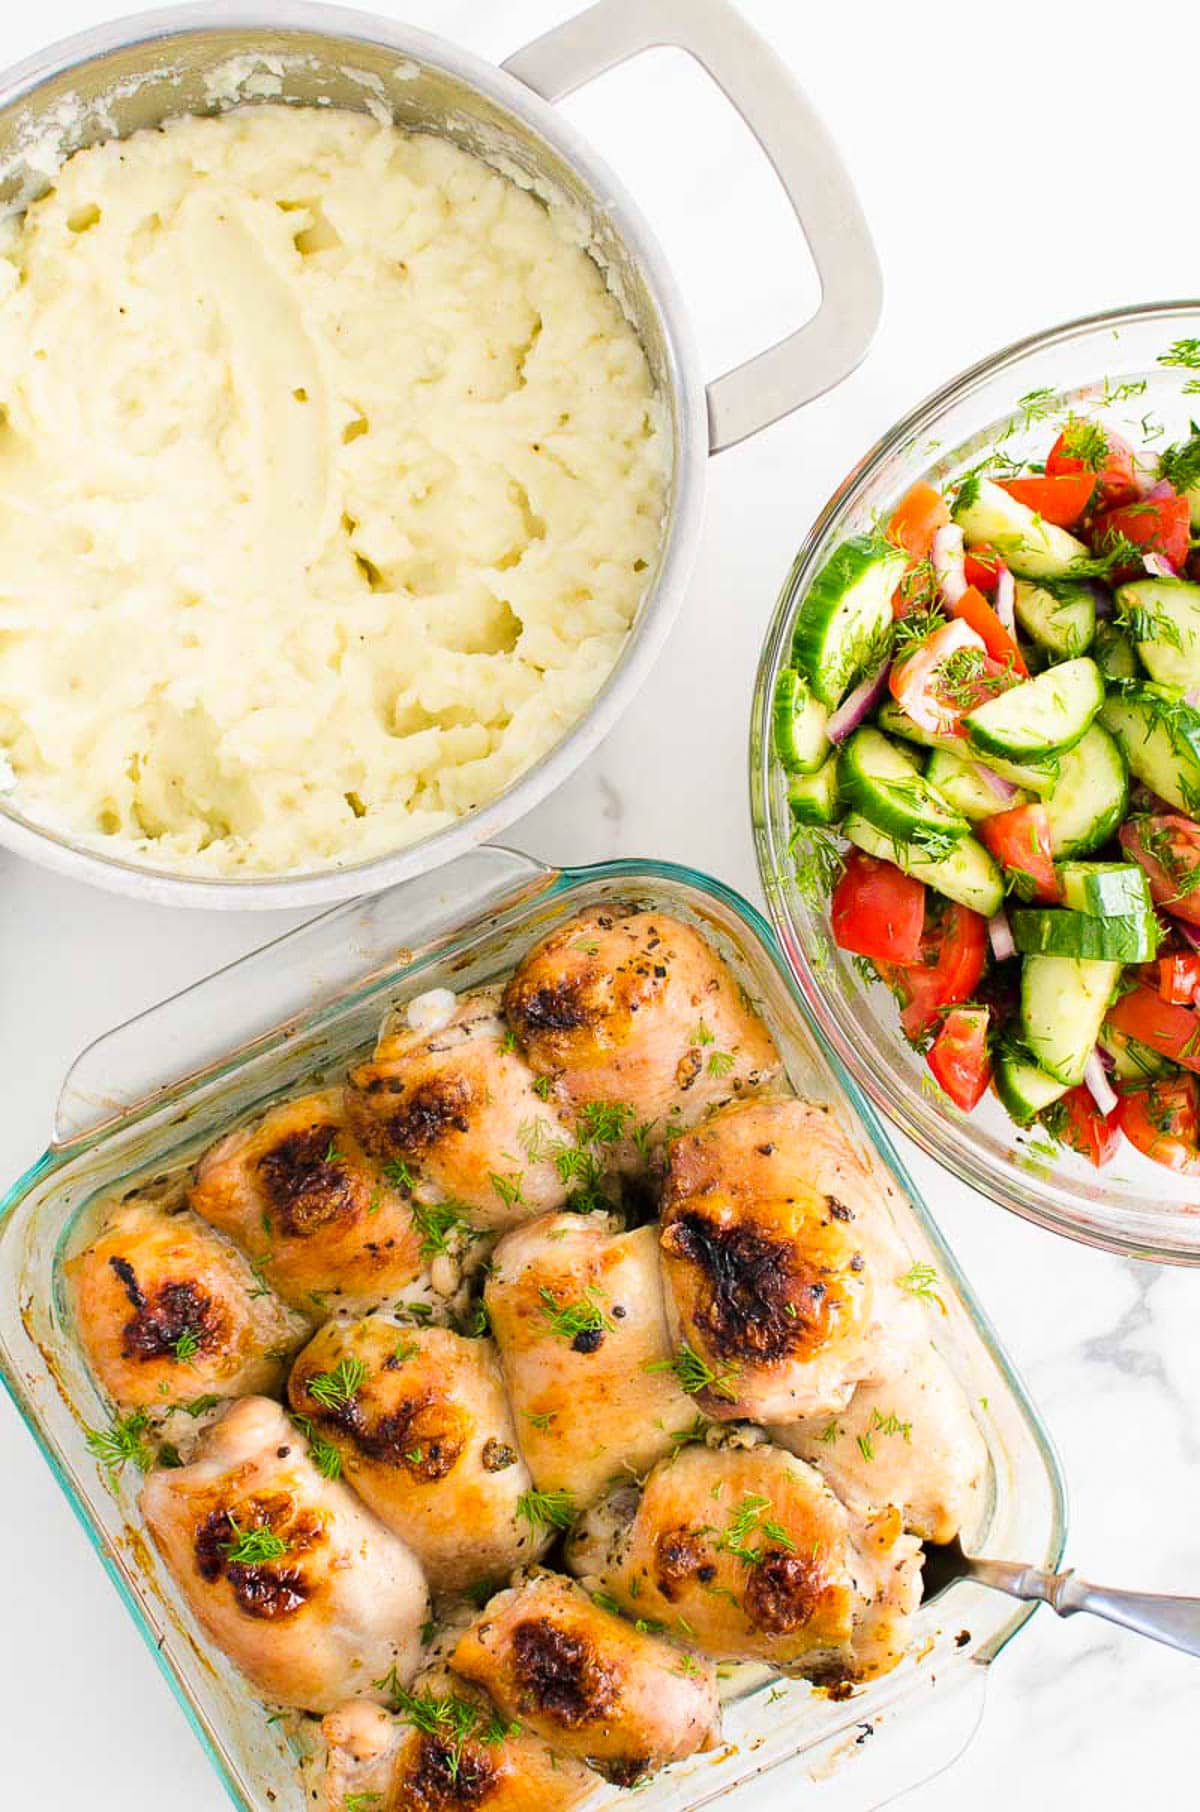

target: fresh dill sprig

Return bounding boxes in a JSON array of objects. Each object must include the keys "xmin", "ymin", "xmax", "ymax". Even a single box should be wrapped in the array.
[
  {"xmin": 1160, "ymin": 338, "xmax": 1200, "ymax": 370},
  {"xmin": 515, "ymin": 1486, "xmax": 577, "ymax": 1534},
  {"xmin": 223, "ymin": 1518, "xmax": 289, "ymax": 1566},
  {"xmin": 86, "ymin": 1409, "xmax": 155, "ymax": 1478},
  {"xmin": 306, "ymin": 1355, "xmax": 367, "ymax": 1411},
  {"xmin": 897, "ymin": 1261, "xmax": 947, "ymax": 1314},
  {"xmin": 538, "ymin": 1286, "xmax": 613, "ymax": 1344},
  {"xmin": 789, "ymin": 823, "xmax": 844, "ymax": 909},
  {"xmin": 381, "ymin": 1683, "xmax": 517, "ymax": 1784},
  {"xmin": 409, "ymin": 1198, "xmax": 474, "ymax": 1260},
  {"xmin": 383, "ymin": 1156, "xmax": 416, "ymax": 1192},
  {"xmin": 170, "ymin": 1327, "xmax": 201, "ymax": 1364},
  {"xmin": 489, "ymin": 1171, "xmax": 526, "ymax": 1212},
  {"xmin": 291, "ymin": 1413, "xmax": 343, "ymax": 1481},
  {"xmin": 1159, "ymin": 426, "xmax": 1200, "ymax": 497},
  {"xmin": 645, "ymin": 1339, "xmax": 739, "ymax": 1402}
]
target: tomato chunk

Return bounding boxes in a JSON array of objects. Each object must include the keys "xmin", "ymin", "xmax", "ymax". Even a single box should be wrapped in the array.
[
  {"xmin": 831, "ymin": 851, "xmax": 926, "ymax": 965},
  {"xmin": 998, "ymin": 473, "xmax": 1096, "ymax": 527},
  {"xmin": 1047, "ymin": 420, "xmax": 1140, "ymax": 510},
  {"xmin": 963, "ymin": 546, "xmax": 1002, "ymax": 591},
  {"xmin": 979, "ymin": 803, "xmax": 1061, "ymax": 902},
  {"xmin": 890, "ymin": 619, "xmax": 990, "ymax": 733},
  {"xmin": 949, "ymin": 584, "xmax": 1028, "ymax": 677},
  {"xmin": 1116, "ymin": 1075, "xmax": 1200, "ymax": 1174},
  {"xmin": 1106, "ymin": 983, "xmax": 1200, "ymax": 1073},
  {"xmin": 1093, "ymin": 493, "xmax": 1190, "ymax": 577},
  {"xmin": 927, "ymin": 1006, "xmax": 992, "ymax": 1111},
  {"xmin": 878, "ymin": 896, "xmax": 988, "ymax": 1042},
  {"xmin": 1160, "ymin": 953, "xmax": 1200, "ymax": 1006},
  {"xmin": 1120, "ymin": 814, "xmax": 1200, "ymax": 925},
  {"xmin": 887, "ymin": 481, "xmax": 950, "ymax": 561},
  {"xmin": 1048, "ymin": 1084, "xmax": 1121, "ymax": 1168}
]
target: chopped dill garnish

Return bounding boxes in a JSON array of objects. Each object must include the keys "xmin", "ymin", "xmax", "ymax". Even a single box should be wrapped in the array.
[
  {"xmin": 290, "ymin": 1414, "xmax": 343, "ymax": 1481},
  {"xmin": 538, "ymin": 1286, "xmax": 613, "ymax": 1344},
  {"xmin": 383, "ymin": 1156, "xmax": 416, "ymax": 1192},
  {"xmin": 645, "ymin": 1339, "xmax": 739, "ymax": 1402},
  {"xmin": 306, "ymin": 1355, "xmax": 368, "ymax": 1411},
  {"xmin": 86, "ymin": 1409, "xmax": 154, "ymax": 1478},
  {"xmin": 515, "ymin": 1487, "xmax": 577, "ymax": 1534},
  {"xmin": 1160, "ymin": 338, "xmax": 1200, "ymax": 370},
  {"xmin": 707, "ymin": 1049, "xmax": 735, "ymax": 1078},
  {"xmin": 898, "ymin": 1261, "xmax": 948, "ymax": 1313},
  {"xmin": 531, "ymin": 1074, "xmax": 555, "ymax": 1101},
  {"xmin": 489, "ymin": 1171, "xmax": 526, "ymax": 1211},
  {"xmin": 223, "ymin": 1518, "xmax": 288, "ymax": 1566},
  {"xmin": 170, "ymin": 1327, "xmax": 201, "ymax": 1364},
  {"xmin": 381, "ymin": 1683, "xmax": 518, "ymax": 1783},
  {"xmin": 576, "ymin": 1101, "xmax": 636, "ymax": 1146},
  {"xmin": 409, "ymin": 1198, "xmax": 473, "ymax": 1260},
  {"xmin": 182, "ymin": 1394, "xmax": 222, "ymax": 1419}
]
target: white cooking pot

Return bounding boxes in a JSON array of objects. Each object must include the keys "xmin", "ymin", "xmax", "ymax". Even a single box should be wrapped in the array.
[{"xmin": 0, "ymin": 0, "xmax": 880, "ymax": 906}]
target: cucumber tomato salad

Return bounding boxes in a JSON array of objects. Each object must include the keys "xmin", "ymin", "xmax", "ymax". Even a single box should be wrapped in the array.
[{"xmin": 776, "ymin": 406, "xmax": 1200, "ymax": 1176}]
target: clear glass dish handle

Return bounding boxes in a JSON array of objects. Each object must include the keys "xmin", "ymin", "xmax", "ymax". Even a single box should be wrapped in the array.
[
  {"xmin": 502, "ymin": 0, "xmax": 882, "ymax": 453},
  {"xmin": 54, "ymin": 847, "xmax": 554, "ymax": 1146}
]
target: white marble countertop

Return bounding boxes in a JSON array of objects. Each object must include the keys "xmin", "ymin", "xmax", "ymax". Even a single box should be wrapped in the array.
[{"xmin": 1, "ymin": 0, "xmax": 1196, "ymax": 1803}]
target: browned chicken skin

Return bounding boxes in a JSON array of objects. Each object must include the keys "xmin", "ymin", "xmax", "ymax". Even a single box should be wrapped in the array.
[
  {"xmin": 658, "ymin": 1097, "xmax": 917, "ymax": 1422},
  {"xmin": 347, "ymin": 989, "xmax": 577, "ymax": 1229},
  {"xmin": 67, "ymin": 1196, "xmax": 307, "ymax": 1408},
  {"xmin": 502, "ymin": 908, "xmax": 780, "ymax": 1145},
  {"xmin": 485, "ymin": 1212, "xmax": 699, "ymax": 1507},
  {"xmin": 189, "ymin": 1090, "xmax": 425, "ymax": 1314},
  {"xmin": 288, "ymin": 1317, "xmax": 548, "ymax": 1591},
  {"xmin": 451, "ymin": 1571, "xmax": 719, "ymax": 1785},
  {"xmin": 566, "ymin": 1440, "xmax": 922, "ymax": 1682},
  {"xmin": 141, "ymin": 1396, "xmax": 429, "ymax": 1712},
  {"xmin": 312, "ymin": 1672, "xmax": 596, "ymax": 1812}
]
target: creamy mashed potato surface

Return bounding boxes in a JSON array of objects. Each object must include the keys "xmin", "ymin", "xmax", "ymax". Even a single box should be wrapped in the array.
[{"xmin": 0, "ymin": 106, "xmax": 667, "ymax": 875}]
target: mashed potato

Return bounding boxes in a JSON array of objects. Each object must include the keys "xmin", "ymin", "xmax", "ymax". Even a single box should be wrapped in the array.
[{"xmin": 0, "ymin": 106, "xmax": 667, "ymax": 875}]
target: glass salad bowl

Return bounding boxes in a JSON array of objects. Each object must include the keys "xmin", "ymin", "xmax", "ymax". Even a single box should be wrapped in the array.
[{"xmin": 751, "ymin": 301, "xmax": 1200, "ymax": 1265}]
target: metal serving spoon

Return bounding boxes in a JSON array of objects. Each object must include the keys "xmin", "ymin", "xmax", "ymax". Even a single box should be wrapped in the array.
[{"xmin": 922, "ymin": 1538, "xmax": 1200, "ymax": 1657}]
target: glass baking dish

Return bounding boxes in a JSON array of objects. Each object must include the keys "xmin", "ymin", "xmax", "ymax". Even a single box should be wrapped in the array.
[{"xmin": 0, "ymin": 846, "xmax": 1065, "ymax": 1812}]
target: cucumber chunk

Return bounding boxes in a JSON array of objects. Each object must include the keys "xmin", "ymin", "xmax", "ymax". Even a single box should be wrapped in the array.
[
  {"xmin": 1100, "ymin": 682, "xmax": 1200, "ymax": 816},
  {"xmin": 787, "ymin": 753, "xmax": 842, "ymax": 826},
  {"xmin": 1097, "ymin": 1022, "xmax": 1174, "ymax": 1081},
  {"xmin": 1042, "ymin": 724, "xmax": 1129, "ymax": 858},
  {"xmin": 994, "ymin": 1051, "xmax": 1069, "ymax": 1124},
  {"xmin": 1113, "ymin": 577, "xmax": 1200, "ymax": 688},
  {"xmin": 876, "ymin": 700, "xmax": 1059, "ymax": 795},
  {"xmin": 1014, "ymin": 578, "xmax": 1095, "ymax": 657},
  {"xmin": 1011, "ymin": 908, "xmax": 1161, "ymax": 963},
  {"xmin": 953, "ymin": 476, "xmax": 1089, "ymax": 579},
  {"xmin": 791, "ymin": 535, "xmax": 907, "ymax": 709},
  {"xmin": 1093, "ymin": 620, "xmax": 1139, "ymax": 681},
  {"xmin": 839, "ymin": 727, "xmax": 968, "ymax": 844},
  {"xmin": 963, "ymin": 658, "xmax": 1104, "ymax": 760},
  {"xmin": 1059, "ymin": 862, "xmax": 1154, "ymax": 917},
  {"xmin": 924, "ymin": 748, "xmax": 1031, "ymax": 821},
  {"xmin": 1021, "ymin": 954, "xmax": 1121, "ymax": 1086},
  {"xmin": 844, "ymin": 813, "xmax": 1004, "ymax": 916},
  {"xmin": 773, "ymin": 666, "xmax": 830, "ymax": 773}
]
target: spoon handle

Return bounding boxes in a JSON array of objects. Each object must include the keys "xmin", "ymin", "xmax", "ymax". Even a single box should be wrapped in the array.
[{"xmin": 966, "ymin": 1558, "xmax": 1200, "ymax": 1658}]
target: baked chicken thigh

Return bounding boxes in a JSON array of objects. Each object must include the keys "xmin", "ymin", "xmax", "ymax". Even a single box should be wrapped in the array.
[
  {"xmin": 346, "ymin": 988, "xmax": 576, "ymax": 1228},
  {"xmin": 658, "ymin": 1096, "xmax": 916, "ymax": 1423},
  {"xmin": 312, "ymin": 1671, "xmax": 596, "ymax": 1812},
  {"xmin": 567, "ymin": 1439, "xmax": 921, "ymax": 1682},
  {"xmin": 451, "ymin": 1570, "xmax": 719, "ymax": 1785},
  {"xmin": 141, "ymin": 1396, "xmax": 429, "ymax": 1711},
  {"xmin": 190, "ymin": 1091, "xmax": 424, "ymax": 1314},
  {"xmin": 502, "ymin": 908, "xmax": 780, "ymax": 1146},
  {"xmin": 68, "ymin": 1195, "xmax": 306, "ymax": 1408},
  {"xmin": 484, "ymin": 1212, "xmax": 698, "ymax": 1507},
  {"xmin": 289, "ymin": 1317, "xmax": 546, "ymax": 1591},
  {"xmin": 770, "ymin": 1338, "xmax": 990, "ymax": 1545}
]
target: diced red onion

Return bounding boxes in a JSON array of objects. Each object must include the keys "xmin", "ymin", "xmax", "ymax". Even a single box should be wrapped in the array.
[
  {"xmin": 972, "ymin": 762, "xmax": 1017, "ymax": 804},
  {"xmin": 1187, "ymin": 688, "xmax": 1200, "ymax": 710},
  {"xmin": 827, "ymin": 662, "xmax": 892, "ymax": 743},
  {"xmin": 993, "ymin": 565, "xmax": 1016, "ymax": 632},
  {"xmin": 1174, "ymin": 918, "xmax": 1200, "ymax": 953},
  {"xmin": 1083, "ymin": 1048, "xmax": 1118, "ymax": 1117},
  {"xmin": 1143, "ymin": 551, "xmax": 1177, "ymax": 579},
  {"xmin": 1146, "ymin": 478, "xmax": 1175, "ymax": 501},
  {"xmin": 987, "ymin": 907, "xmax": 1015, "ymax": 961},
  {"xmin": 1090, "ymin": 579, "xmax": 1114, "ymax": 620},
  {"xmin": 931, "ymin": 523, "xmax": 968, "ymax": 606}
]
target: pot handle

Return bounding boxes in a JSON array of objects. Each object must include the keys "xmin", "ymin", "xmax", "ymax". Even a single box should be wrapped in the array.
[
  {"xmin": 53, "ymin": 846, "xmax": 554, "ymax": 1146},
  {"xmin": 502, "ymin": 0, "xmax": 881, "ymax": 453}
]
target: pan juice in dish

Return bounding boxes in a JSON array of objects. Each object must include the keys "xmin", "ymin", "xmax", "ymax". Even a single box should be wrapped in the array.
[
  {"xmin": 0, "ymin": 104, "xmax": 667, "ymax": 877},
  {"xmin": 65, "ymin": 902, "xmax": 989, "ymax": 1808}
]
